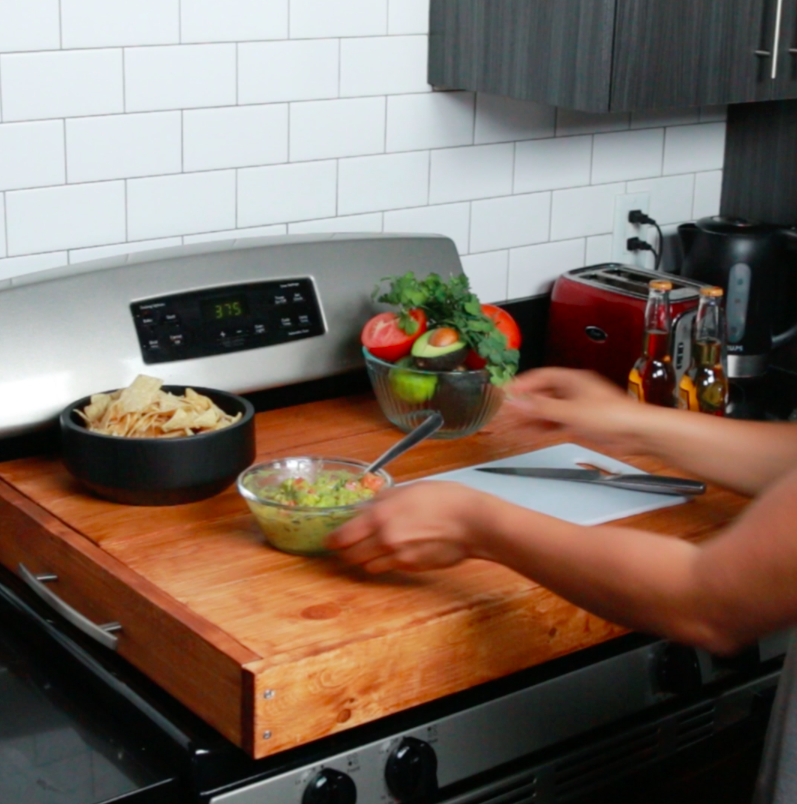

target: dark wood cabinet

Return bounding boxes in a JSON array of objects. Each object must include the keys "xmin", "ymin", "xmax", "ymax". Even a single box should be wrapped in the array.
[{"xmin": 429, "ymin": 0, "xmax": 797, "ymax": 112}]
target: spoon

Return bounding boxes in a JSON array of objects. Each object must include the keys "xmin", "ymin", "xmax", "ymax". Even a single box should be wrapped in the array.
[{"xmin": 362, "ymin": 412, "xmax": 444, "ymax": 475}]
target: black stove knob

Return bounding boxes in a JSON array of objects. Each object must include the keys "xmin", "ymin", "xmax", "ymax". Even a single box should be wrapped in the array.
[
  {"xmin": 302, "ymin": 768, "xmax": 357, "ymax": 804},
  {"xmin": 657, "ymin": 643, "xmax": 703, "ymax": 696},
  {"xmin": 385, "ymin": 736, "xmax": 438, "ymax": 802}
]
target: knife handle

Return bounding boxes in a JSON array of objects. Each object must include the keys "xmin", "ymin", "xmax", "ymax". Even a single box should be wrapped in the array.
[{"xmin": 605, "ymin": 474, "xmax": 706, "ymax": 496}]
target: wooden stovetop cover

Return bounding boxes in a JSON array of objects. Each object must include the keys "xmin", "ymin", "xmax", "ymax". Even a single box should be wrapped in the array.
[{"xmin": 0, "ymin": 397, "xmax": 748, "ymax": 759}]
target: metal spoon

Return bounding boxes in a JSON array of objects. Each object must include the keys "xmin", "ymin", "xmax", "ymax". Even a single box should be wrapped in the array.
[{"xmin": 362, "ymin": 412, "xmax": 444, "ymax": 475}]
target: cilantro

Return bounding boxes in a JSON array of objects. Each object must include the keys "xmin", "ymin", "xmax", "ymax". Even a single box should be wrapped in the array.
[{"xmin": 372, "ymin": 272, "xmax": 520, "ymax": 385}]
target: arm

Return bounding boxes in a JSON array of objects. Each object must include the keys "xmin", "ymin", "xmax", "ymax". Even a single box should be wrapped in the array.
[
  {"xmin": 506, "ymin": 368, "xmax": 797, "ymax": 496},
  {"xmin": 327, "ymin": 466, "xmax": 797, "ymax": 655}
]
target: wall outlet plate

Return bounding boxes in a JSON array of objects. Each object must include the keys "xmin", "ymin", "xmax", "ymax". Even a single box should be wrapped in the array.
[{"xmin": 612, "ymin": 192, "xmax": 652, "ymax": 268}]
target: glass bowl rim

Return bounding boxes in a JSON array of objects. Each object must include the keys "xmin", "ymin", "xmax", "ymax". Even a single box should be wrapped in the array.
[
  {"xmin": 362, "ymin": 346, "xmax": 492, "ymax": 377},
  {"xmin": 236, "ymin": 455, "xmax": 394, "ymax": 513}
]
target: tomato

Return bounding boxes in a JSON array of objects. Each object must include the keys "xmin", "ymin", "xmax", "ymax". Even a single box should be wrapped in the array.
[
  {"xmin": 465, "ymin": 304, "xmax": 522, "ymax": 370},
  {"xmin": 361, "ymin": 309, "xmax": 428, "ymax": 362}
]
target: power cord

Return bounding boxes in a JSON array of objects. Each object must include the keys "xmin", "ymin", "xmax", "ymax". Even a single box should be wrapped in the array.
[{"xmin": 627, "ymin": 209, "xmax": 664, "ymax": 270}]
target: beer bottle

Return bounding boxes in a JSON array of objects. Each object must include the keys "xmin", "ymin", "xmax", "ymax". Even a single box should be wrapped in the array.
[
  {"xmin": 678, "ymin": 287, "xmax": 729, "ymax": 416},
  {"xmin": 628, "ymin": 279, "xmax": 676, "ymax": 407}
]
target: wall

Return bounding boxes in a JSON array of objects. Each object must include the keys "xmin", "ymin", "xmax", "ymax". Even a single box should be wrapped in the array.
[{"xmin": 0, "ymin": 0, "xmax": 726, "ymax": 302}]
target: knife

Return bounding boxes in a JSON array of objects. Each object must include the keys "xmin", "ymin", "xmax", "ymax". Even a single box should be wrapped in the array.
[{"xmin": 475, "ymin": 467, "xmax": 706, "ymax": 496}]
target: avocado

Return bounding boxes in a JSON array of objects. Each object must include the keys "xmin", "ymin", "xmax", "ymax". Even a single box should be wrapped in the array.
[{"xmin": 411, "ymin": 327, "xmax": 468, "ymax": 371}]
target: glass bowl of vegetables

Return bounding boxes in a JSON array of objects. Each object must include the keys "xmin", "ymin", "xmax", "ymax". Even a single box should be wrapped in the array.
[
  {"xmin": 360, "ymin": 273, "xmax": 521, "ymax": 439},
  {"xmin": 237, "ymin": 457, "xmax": 393, "ymax": 556}
]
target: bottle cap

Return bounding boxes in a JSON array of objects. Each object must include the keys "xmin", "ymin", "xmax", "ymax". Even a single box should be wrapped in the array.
[
  {"xmin": 699, "ymin": 286, "xmax": 724, "ymax": 297},
  {"xmin": 649, "ymin": 280, "xmax": 673, "ymax": 291}
]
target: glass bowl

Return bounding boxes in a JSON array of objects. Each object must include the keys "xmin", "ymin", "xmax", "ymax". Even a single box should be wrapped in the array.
[
  {"xmin": 363, "ymin": 348, "xmax": 505, "ymax": 439},
  {"xmin": 237, "ymin": 457, "xmax": 394, "ymax": 556}
]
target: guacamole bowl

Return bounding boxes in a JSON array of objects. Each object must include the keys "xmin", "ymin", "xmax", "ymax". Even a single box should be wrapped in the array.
[
  {"xmin": 237, "ymin": 457, "xmax": 394, "ymax": 556},
  {"xmin": 363, "ymin": 348, "xmax": 505, "ymax": 439}
]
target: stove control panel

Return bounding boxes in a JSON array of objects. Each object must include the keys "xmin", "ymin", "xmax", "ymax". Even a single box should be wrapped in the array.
[{"xmin": 130, "ymin": 278, "xmax": 325, "ymax": 364}]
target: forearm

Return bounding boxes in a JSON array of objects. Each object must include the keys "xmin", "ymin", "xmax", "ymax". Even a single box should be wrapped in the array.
[{"xmin": 623, "ymin": 406, "xmax": 797, "ymax": 496}]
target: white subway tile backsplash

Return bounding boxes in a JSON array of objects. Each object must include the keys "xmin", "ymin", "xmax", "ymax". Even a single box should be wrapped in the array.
[
  {"xmin": 340, "ymin": 36, "xmax": 429, "ymax": 97},
  {"xmin": 6, "ymin": 182, "xmax": 125, "ymax": 255},
  {"xmin": 125, "ymin": 44, "xmax": 236, "ymax": 112},
  {"xmin": 184, "ymin": 224, "xmax": 287, "ymax": 243},
  {"xmin": 474, "ymin": 95, "xmax": 555, "ymax": 145},
  {"xmin": 66, "ymin": 112, "xmax": 181, "ymax": 182},
  {"xmin": 338, "ymin": 151, "xmax": 429, "ymax": 214},
  {"xmin": 0, "ymin": 194, "xmax": 5, "ymax": 256},
  {"xmin": 692, "ymin": 170, "xmax": 723, "ymax": 220},
  {"xmin": 470, "ymin": 193, "xmax": 550, "ymax": 253},
  {"xmin": 386, "ymin": 92, "xmax": 474, "ymax": 153},
  {"xmin": 0, "ymin": 1, "xmax": 60, "ymax": 54},
  {"xmin": 664, "ymin": 122, "xmax": 726, "ymax": 175},
  {"xmin": 61, "ymin": 1, "xmax": 179, "ymax": 48},
  {"xmin": 550, "ymin": 182, "xmax": 625, "ymax": 241},
  {"xmin": 388, "ymin": 0, "xmax": 430, "ymax": 35},
  {"xmin": 1, "ymin": 251, "xmax": 68, "ymax": 282},
  {"xmin": 0, "ymin": 50, "xmax": 123, "ymax": 121},
  {"xmin": 592, "ymin": 128, "xmax": 664, "ymax": 184},
  {"xmin": 289, "ymin": 213, "xmax": 383, "ymax": 234},
  {"xmin": 239, "ymin": 40, "xmax": 339, "ymax": 104},
  {"xmin": 585, "ymin": 234, "xmax": 613, "ymax": 265},
  {"xmin": 384, "ymin": 202, "xmax": 470, "ymax": 254},
  {"xmin": 290, "ymin": 98, "xmax": 385, "ymax": 161},
  {"xmin": 127, "ymin": 171, "xmax": 236, "ymax": 240},
  {"xmin": 290, "ymin": 0, "xmax": 388, "ymax": 38},
  {"xmin": 430, "ymin": 143, "xmax": 513, "ymax": 204},
  {"xmin": 184, "ymin": 105, "xmax": 288, "ymax": 171},
  {"xmin": 461, "ymin": 250, "xmax": 509, "ymax": 303},
  {"xmin": 238, "ymin": 161, "xmax": 337, "ymax": 226},
  {"xmin": 556, "ymin": 108, "xmax": 629, "ymax": 137},
  {"xmin": 181, "ymin": 0, "xmax": 288, "ymax": 43},
  {"xmin": 626, "ymin": 173, "xmax": 696, "ymax": 225},
  {"xmin": 69, "ymin": 237, "xmax": 182, "ymax": 264},
  {"xmin": 514, "ymin": 135, "xmax": 591, "ymax": 193},
  {"xmin": 0, "ymin": 121, "xmax": 65, "ymax": 190},
  {"xmin": 508, "ymin": 238, "xmax": 586, "ymax": 297}
]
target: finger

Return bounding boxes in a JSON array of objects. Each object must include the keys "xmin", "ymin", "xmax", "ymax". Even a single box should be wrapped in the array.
[
  {"xmin": 361, "ymin": 553, "xmax": 402, "ymax": 574},
  {"xmin": 326, "ymin": 510, "xmax": 375, "ymax": 550},
  {"xmin": 336, "ymin": 536, "xmax": 392, "ymax": 568}
]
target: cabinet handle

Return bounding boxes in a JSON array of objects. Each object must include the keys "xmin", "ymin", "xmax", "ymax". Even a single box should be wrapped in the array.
[
  {"xmin": 18, "ymin": 563, "xmax": 122, "ymax": 650},
  {"xmin": 755, "ymin": 49, "xmax": 773, "ymax": 56},
  {"xmin": 771, "ymin": 0, "xmax": 785, "ymax": 79},
  {"xmin": 790, "ymin": 49, "xmax": 797, "ymax": 55}
]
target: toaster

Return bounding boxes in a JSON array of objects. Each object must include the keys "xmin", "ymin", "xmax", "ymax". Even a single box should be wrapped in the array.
[{"xmin": 544, "ymin": 264, "xmax": 711, "ymax": 388}]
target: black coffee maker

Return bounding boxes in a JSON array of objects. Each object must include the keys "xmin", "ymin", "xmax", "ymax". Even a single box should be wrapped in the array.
[{"xmin": 678, "ymin": 216, "xmax": 797, "ymax": 380}]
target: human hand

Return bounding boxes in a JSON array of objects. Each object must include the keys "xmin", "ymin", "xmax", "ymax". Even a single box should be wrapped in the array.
[
  {"xmin": 505, "ymin": 367, "xmax": 650, "ymax": 451},
  {"xmin": 326, "ymin": 481, "xmax": 487, "ymax": 574}
]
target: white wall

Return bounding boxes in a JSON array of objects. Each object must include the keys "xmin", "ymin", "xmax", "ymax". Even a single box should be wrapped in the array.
[{"xmin": 0, "ymin": 0, "xmax": 725, "ymax": 301}]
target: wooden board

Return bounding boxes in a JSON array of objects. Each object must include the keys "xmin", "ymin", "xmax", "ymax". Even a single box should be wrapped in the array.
[{"xmin": 0, "ymin": 396, "xmax": 749, "ymax": 758}]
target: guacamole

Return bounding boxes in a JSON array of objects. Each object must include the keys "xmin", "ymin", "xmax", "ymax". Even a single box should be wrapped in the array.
[{"xmin": 241, "ymin": 469, "xmax": 386, "ymax": 555}]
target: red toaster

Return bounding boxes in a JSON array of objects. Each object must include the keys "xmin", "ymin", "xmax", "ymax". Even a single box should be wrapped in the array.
[{"xmin": 545, "ymin": 264, "xmax": 711, "ymax": 388}]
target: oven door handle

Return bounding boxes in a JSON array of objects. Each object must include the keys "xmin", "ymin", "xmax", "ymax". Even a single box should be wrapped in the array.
[{"xmin": 18, "ymin": 563, "xmax": 122, "ymax": 650}]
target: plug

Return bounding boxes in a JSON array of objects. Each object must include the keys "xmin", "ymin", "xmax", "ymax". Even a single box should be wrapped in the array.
[
  {"xmin": 629, "ymin": 209, "xmax": 655, "ymax": 226},
  {"xmin": 627, "ymin": 237, "xmax": 655, "ymax": 253}
]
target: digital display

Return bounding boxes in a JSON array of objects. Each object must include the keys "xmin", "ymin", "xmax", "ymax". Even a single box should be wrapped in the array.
[{"xmin": 201, "ymin": 297, "xmax": 249, "ymax": 321}]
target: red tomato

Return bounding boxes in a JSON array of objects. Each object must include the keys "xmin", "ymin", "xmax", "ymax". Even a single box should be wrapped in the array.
[
  {"xmin": 465, "ymin": 304, "xmax": 522, "ymax": 370},
  {"xmin": 361, "ymin": 309, "xmax": 428, "ymax": 362}
]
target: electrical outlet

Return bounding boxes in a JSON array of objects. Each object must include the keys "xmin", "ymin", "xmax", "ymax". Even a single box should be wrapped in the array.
[{"xmin": 612, "ymin": 192, "xmax": 652, "ymax": 268}]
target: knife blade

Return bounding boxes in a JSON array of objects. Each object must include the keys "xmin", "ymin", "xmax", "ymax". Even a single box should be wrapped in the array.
[{"xmin": 475, "ymin": 467, "xmax": 705, "ymax": 496}]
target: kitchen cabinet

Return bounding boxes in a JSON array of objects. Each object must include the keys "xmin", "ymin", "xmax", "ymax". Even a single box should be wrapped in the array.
[
  {"xmin": 0, "ymin": 395, "xmax": 749, "ymax": 760},
  {"xmin": 428, "ymin": 0, "xmax": 797, "ymax": 112}
]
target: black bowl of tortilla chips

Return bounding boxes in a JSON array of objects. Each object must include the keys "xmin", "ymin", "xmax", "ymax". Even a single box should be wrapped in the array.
[{"xmin": 60, "ymin": 375, "xmax": 256, "ymax": 506}]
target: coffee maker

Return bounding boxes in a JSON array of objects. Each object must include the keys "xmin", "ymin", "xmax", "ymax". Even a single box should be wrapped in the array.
[{"xmin": 678, "ymin": 216, "xmax": 797, "ymax": 380}]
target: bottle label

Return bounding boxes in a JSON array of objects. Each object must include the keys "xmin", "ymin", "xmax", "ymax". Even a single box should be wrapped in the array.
[
  {"xmin": 678, "ymin": 375, "xmax": 699, "ymax": 412},
  {"xmin": 628, "ymin": 368, "xmax": 643, "ymax": 403}
]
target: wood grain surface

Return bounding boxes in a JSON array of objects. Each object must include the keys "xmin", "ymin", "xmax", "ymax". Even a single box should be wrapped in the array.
[{"xmin": 0, "ymin": 396, "xmax": 750, "ymax": 758}]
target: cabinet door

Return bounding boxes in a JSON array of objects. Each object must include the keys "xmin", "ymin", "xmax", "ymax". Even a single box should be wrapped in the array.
[
  {"xmin": 611, "ymin": 0, "xmax": 774, "ymax": 111},
  {"xmin": 772, "ymin": 1, "xmax": 797, "ymax": 99},
  {"xmin": 429, "ymin": 0, "xmax": 616, "ymax": 112}
]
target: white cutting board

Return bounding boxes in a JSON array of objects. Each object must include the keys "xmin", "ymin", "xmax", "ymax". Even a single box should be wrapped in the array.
[{"xmin": 419, "ymin": 443, "xmax": 689, "ymax": 525}]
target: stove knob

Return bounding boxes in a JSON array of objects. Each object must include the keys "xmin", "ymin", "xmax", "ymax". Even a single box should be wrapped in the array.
[
  {"xmin": 657, "ymin": 643, "xmax": 703, "ymax": 696},
  {"xmin": 302, "ymin": 768, "xmax": 357, "ymax": 804},
  {"xmin": 385, "ymin": 736, "xmax": 438, "ymax": 802}
]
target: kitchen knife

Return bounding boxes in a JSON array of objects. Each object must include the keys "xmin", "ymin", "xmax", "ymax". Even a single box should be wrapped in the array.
[{"xmin": 475, "ymin": 467, "xmax": 705, "ymax": 496}]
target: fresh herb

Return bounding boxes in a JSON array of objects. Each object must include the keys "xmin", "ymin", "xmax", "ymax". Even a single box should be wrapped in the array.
[{"xmin": 372, "ymin": 272, "xmax": 520, "ymax": 385}]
